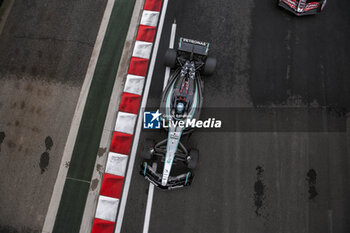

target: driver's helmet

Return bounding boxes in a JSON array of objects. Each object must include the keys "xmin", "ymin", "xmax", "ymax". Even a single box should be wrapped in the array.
[{"xmin": 176, "ymin": 102, "xmax": 185, "ymax": 114}]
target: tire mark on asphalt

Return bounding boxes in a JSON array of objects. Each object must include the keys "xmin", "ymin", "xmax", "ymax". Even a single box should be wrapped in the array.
[
  {"xmin": 0, "ymin": 131, "xmax": 5, "ymax": 152},
  {"xmin": 45, "ymin": 136, "xmax": 53, "ymax": 150},
  {"xmin": 97, "ymin": 147, "xmax": 106, "ymax": 157},
  {"xmin": 90, "ymin": 178, "xmax": 99, "ymax": 191},
  {"xmin": 96, "ymin": 164, "xmax": 103, "ymax": 176},
  {"xmin": 39, "ymin": 136, "xmax": 54, "ymax": 174},
  {"xmin": 254, "ymin": 165, "xmax": 266, "ymax": 217},
  {"xmin": 306, "ymin": 168, "xmax": 318, "ymax": 200}
]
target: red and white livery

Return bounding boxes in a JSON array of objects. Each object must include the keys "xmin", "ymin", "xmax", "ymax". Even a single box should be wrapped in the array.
[{"xmin": 278, "ymin": 0, "xmax": 327, "ymax": 16}]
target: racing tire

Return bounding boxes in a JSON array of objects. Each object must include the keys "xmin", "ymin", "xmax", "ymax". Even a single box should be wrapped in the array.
[
  {"xmin": 319, "ymin": 0, "xmax": 327, "ymax": 12},
  {"xmin": 187, "ymin": 149, "xmax": 199, "ymax": 169},
  {"xmin": 277, "ymin": 0, "xmax": 281, "ymax": 8},
  {"xmin": 164, "ymin": 49, "xmax": 177, "ymax": 68},
  {"xmin": 202, "ymin": 57, "xmax": 216, "ymax": 76},
  {"xmin": 141, "ymin": 139, "xmax": 154, "ymax": 160}
]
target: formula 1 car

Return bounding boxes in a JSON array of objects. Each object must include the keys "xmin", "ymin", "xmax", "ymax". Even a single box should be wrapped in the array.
[
  {"xmin": 278, "ymin": 0, "xmax": 327, "ymax": 16},
  {"xmin": 140, "ymin": 38, "xmax": 216, "ymax": 190}
]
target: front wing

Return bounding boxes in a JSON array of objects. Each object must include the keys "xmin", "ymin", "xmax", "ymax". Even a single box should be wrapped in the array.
[
  {"xmin": 140, "ymin": 162, "xmax": 193, "ymax": 190},
  {"xmin": 278, "ymin": 0, "xmax": 320, "ymax": 16}
]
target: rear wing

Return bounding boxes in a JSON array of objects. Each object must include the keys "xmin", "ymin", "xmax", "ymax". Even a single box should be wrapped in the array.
[{"xmin": 178, "ymin": 38, "xmax": 210, "ymax": 56}]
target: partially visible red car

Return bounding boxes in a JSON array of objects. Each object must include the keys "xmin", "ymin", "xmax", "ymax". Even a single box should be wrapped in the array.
[{"xmin": 278, "ymin": 0, "xmax": 327, "ymax": 16}]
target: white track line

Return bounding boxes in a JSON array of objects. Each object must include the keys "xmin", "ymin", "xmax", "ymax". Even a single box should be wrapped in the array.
[
  {"xmin": 142, "ymin": 20, "xmax": 177, "ymax": 233},
  {"xmin": 142, "ymin": 183, "xmax": 155, "ymax": 233},
  {"xmin": 114, "ymin": 1, "xmax": 170, "ymax": 232},
  {"xmin": 162, "ymin": 21, "xmax": 177, "ymax": 90}
]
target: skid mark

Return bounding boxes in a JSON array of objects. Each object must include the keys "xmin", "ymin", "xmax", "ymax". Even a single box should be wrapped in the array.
[
  {"xmin": 0, "ymin": 131, "xmax": 5, "ymax": 152},
  {"xmin": 306, "ymin": 169, "xmax": 318, "ymax": 200},
  {"xmin": 254, "ymin": 165, "xmax": 266, "ymax": 217},
  {"xmin": 39, "ymin": 136, "xmax": 54, "ymax": 174}
]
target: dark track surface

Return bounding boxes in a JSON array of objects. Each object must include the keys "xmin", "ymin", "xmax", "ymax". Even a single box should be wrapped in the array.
[
  {"xmin": 122, "ymin": 1, "xmax": 349, "ymax": 233},
  {"xmin": 0, "ymin": 0, "xmax": 107, "ymax": 84},
  {"xmin": 0, "ymin": 0, "xmax": 107, "ymax": 232}
]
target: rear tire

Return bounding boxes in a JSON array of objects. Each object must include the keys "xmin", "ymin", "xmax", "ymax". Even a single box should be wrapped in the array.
[
  {"xmin": 277, "ymin": 0, "xmax": 281, "ymax": 9},
  {"xmin": 141, "ymin": 139, "xmax": 154, "ymax": 160},
  {"xmin": 202, "ymin": 57, "xmax": 216, "ymax": 76},
  {"xmin": 164, "ymin": 49, "xmax": 177, "ymax": 68},
  {"xmin": 187, "ymin": 149, "xmax": 199, "ymax": 169},
  {"xmin": 319, "ymin": 0, "xmax": 327, "ymax": 12}
]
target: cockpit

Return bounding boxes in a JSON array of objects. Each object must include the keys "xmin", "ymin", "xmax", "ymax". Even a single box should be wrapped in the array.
[{"xmin": 171, "ymin": 61, "xmax": 196, "ymax": 120}]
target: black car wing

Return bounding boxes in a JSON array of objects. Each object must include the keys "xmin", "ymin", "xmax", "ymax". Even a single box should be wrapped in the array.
[{"xmin": 178, "ymin": 37, "xmax": 210, "ymax": 56}]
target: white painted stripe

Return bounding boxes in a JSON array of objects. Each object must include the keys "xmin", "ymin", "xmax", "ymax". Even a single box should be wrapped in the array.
[
  {"xmin": 124, "ymin": 74, "xmax": 145, "ymax": 95},
  {"xmin": 163, "ymin": 21, "xmax": 177, "ymax": 90},
  {"xmin": 140, "ymin": 10, "xmax": 160, "ymax": 27},
  {"xmin": 105, "ymin": 152, "xmax": 128, "ymax": 177},
  {"xmin": 142, "ymin": 184, "xmax": 154, "ymax": 233},
  {"xmin": 95, "ymin": 195, "xmax": 119, "ymax": 222},
  {"xmin": 133, "ymin": 41, "xmax": 153, "ymax": 59},
  {"xmin": 42, "ymin": 0, "xmax": 116, "ymax": 232},
  {"xmin": 115, "ymin": 112, "xmax": 137, "ymax": 135},
  {"xmin": 142, "ymin": 163, "xmax": 157, "ymax": 233},
  {"xmin": 142, "ymin": 22, "xmax": 177, "ymax": 233},
  {"xmin": 114, "ymin": 1, "xmax": 170, "ymax": 233}
]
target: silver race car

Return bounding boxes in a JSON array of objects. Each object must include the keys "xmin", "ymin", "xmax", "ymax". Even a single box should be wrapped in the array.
[{"xmin": 140, "ymin": 38, "xmax": 216, "ymax": 189}]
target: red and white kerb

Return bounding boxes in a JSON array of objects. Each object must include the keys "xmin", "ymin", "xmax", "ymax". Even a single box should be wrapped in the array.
[{"xmin": 91, "ymin": 0, "xmax": 163, "ymax": 232}]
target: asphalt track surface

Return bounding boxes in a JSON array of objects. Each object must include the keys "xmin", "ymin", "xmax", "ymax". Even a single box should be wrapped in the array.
[{"xmin": 121, "ymin": 1, "xmax": 349, "ymax": 233}]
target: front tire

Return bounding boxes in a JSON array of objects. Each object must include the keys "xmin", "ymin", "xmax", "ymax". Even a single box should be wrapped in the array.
[
  {"xmin": 187, "ymin": 149, "xmax": 199, "ymax": 169},
  {"xmin": 141, "ymin": 139, "xmax": 154, "ymax": 160},
  {"xmin": 320, "ymin": 0, "xmax": 327, "ymax": 12}
]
